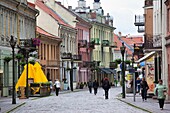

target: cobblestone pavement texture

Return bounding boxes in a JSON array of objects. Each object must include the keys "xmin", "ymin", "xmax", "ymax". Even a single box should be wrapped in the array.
[{"xmin": 0, "ymin": 86, "xmax": 170, "ymax": 113}]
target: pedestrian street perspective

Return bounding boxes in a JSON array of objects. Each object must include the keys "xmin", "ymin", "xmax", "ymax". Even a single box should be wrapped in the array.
[
  {"xmin": 1, "ymin": 0, "xmax": 170, "ymax": 113},
  {"xmin": 0, "ymin": 86, "xmax": 169, "ymax": 113}
]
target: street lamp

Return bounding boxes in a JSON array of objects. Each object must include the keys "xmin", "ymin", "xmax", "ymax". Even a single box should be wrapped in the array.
[
  {"xmin": 9, "ymin": 35, "xmax": 17, "ymax": 104},
  {"xmin": 120, "ymin": 42, "xmax": 126, "ymax": 98},
  {"xmin": 18, "ymin": 38, "xmax": 36, "ymax": 98},
  {"xmin": 131, "ymin": 54, "xmax": 135, "ymax": 102}
]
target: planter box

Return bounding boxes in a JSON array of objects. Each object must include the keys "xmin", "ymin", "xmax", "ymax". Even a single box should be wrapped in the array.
[{"xmin": 40, "ymin": 86, "xmax": 50, "ymax": 97}]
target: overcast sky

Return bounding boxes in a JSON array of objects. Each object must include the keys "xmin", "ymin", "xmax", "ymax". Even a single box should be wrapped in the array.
[{"xmin": 58, "ymin": 0, "xmax": 144, "ymax": 36}]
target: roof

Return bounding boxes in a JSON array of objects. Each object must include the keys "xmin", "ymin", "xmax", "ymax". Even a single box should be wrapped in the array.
[
  {"xmin": 35, "ymin": 0, "xmax": 74, "ymax": 29},
  {"xmin": 36, "ymin": 26, "xmax": 60, "ymax": 39},
  {"xmin": 113, "ymin": 34, "xmax": 144, "ymax": 58}
]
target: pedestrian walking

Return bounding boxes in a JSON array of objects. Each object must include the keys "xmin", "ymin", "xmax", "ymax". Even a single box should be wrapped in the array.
[
  {"xmin": 87, "ymin": 80, "xmax": 93, "ymax": 93},
  {"xmin": 54, "ymin": 79, "xmax": 61, "ymax": 96},
  {"xmin": 102, "ymin": 77, "xmax": 111, "ymax": 99},
  {"xmin": 154, "ymin": 79, "xmax": 167, "ymax": 110},
  {"xmin": 140, "ymin": 77, "xmax": 149, "ymax": 101},
  {"xmin": 136, "ymin": 77, "xmax": 142, "ymax": 94},
  {"xmin": 49, "ymin": 79, "xmax": 53, "ymax": 93},
  {"xmin": 93, "ymin": 80, "xmax": 99, "ymax": 95}
]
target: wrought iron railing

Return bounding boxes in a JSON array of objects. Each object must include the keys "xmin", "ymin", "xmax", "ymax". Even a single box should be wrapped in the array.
[
  {"xmin": 78, "ymin": 40, "xmax": 87, "ymax": 48},
  {"xmin": 72, "ymin": 55, "xmax": 82, "ymax": 61},
  {"xmin": 102, "ymin": 40, "xmax": 110, "ymax": 47},
  {"xmin": 145, "ymin": 0, "xmax": 153, "ymax": 7},
  {"xmin": 46, "ymin": 60, "xmax": 60, "ymax": 67},
  {"xmin": 61, "ymin": 52, "xmax": 72, "ymax": 59},
  {"xmin": 134, "ymin": 15, "xmax": 145, "ymax": 26}
]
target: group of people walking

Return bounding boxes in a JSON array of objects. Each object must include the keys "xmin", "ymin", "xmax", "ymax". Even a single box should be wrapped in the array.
[
  {"xmin": 52, "ymin": 76, "xmax": 168, "ymax": 110},
  {"xmin": 88, "ymin": 77, "xmax": 111, "ymax": 99}
]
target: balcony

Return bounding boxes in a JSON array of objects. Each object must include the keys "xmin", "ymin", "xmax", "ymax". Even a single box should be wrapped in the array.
[
  {"xmin": 46, "ymin": 60, "xmax": 60, "ymax": 67},
  {"xmin": 110, "ymin": 42, "xmax": 117, "ymax": 48},
  {"xmin": 110, "ymin": 62, "xmax": 117, "ymax": 69},
  {"xmin": 78, "ymin": 40, "xmax": 87, "ymax": 48},
  {"xmin": 102, "ymin": 40, "xmax": 110, "ymax": 47},
  {"xmin": 153, "ymin": 35, "xmax": 162, "ymax": 48},
  {"xmin": 137, "ymin": 26, "xmax": 145, "ymax": 33},
  {"xmin": 18, "ymin": 38, "xmax": 36, "ymax": 53},
  {"xmin": 88, "ymin": 41, "xmax": 95, "ymax": 49},
  {"xmin": 82, "ymin": 61, "xmax": 88, "ymax": 67},
  {"xmin": 134, "ymin": 15, "xmax": 145, "ymax": 26},
  {"xmin": 72, "ymin": 54, "xmax": 82, "ymax": 62},
  {"xmin": 61, "ymin": 52, "xmax": 72, "ymax": 60},
  {"xmin": 90, "ymin": 38, "xmax": 100, "ymax": 45},
  {"xmin": 144, "ymin": 0, "xmax": 153, "ymax": 7},
  {"xmin": 144, "ymin": 34, "xmax": 162, "ymax": 50}
]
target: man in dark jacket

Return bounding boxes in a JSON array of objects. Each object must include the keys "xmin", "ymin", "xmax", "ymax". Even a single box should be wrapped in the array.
[
  {"xmin": 93, "ymin": 80, "xmax": 99, "ymax": 95},
  {"xmin": 102, "ymin": 77, "xmax": 111, "ymax": 99},
  {"xmin": 88, "ymin": 80, "xmax": 93, "ymax": 93},
  {"xmin": 140, "ymin": 77, "xmax": 149, "ymax": 101}
]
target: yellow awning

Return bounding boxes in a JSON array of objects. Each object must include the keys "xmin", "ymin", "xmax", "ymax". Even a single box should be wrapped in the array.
[
  {"xmin": 15, "ymin": 62, "xmax": 48, "ymax": 91},
  {"xmin": 15, "ymin": 63, "xmax": 35, "ymax": 91},
  {"xmin": 33, "ymin": 62, "xmax": 48, "ymax": 83}
]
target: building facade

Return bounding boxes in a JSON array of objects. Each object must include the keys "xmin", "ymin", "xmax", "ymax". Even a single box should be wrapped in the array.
[
  {"xmin": 35, "ymin": 0, "xmax": 78, "ymax": 90},
  {"xmin": 36, "ymin": 26, "xmax": 62, "ymax": 84},
  {"xmin": 74, "ymin": 0, "xmax": 116, "ymax": 83},
  {"xmin": 0, "ymin": 0, "xmax": 38, "ymax": 97}
]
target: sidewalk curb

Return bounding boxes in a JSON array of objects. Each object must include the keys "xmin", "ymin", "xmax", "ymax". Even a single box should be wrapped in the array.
[
  {"xmin": 116, "ymin": 98, "xmax": 152, "ymax": 113},
  {"xmin": 5, "ymin": 102, "xmax": 26, "ymax": 113}
]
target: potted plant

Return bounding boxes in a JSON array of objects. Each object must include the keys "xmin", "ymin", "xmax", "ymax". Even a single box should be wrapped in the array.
[
  {"xmin": 19, "ymin": 62, "xmax": 26, "ymax": 66},
  {"xmin": 15, "ymin": 54, "xmax": 23, "ymax": 60},
  {"xmin": 29, "ymin": 60, "xmax": 35, "ymax": 65},
  {"xmin": 66, "ymin": 67, "xmax": 71, "ymax": 71},
  {"xmin": 115, "ymin": 59, "xmax": 121, "ymax": 64},
  {"xmin": 125, "ymin": 60, "xmax": 131, "ymax": 65},
  {"xmin": 4, "ymin": 56, "xmax": 12, "ymax": 62}
]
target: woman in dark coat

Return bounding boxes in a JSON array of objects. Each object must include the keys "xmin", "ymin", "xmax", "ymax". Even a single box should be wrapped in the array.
[
  {"xmin": 140, "ymin": 77, "xmax": 149, "ymax": 101},
  {"xmin": 102, "ymin": 77, "xmax": 111, "ymax": 99},
  {"xmin": 93, "ymin": 80, "xmax": 99, "ymax": 95}
]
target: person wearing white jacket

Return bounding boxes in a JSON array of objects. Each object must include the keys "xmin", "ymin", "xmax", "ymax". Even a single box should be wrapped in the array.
[{"xmin": 54, "ymin": 79, "xmax": 61, "ymax": 96}]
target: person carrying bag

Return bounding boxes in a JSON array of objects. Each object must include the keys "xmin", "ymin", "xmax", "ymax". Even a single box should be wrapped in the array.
[{"xmin": 154, "ymin": 79, "xmax": 167, "ymax": 110}]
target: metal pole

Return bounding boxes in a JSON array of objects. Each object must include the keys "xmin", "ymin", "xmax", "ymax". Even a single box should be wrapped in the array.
[
  {"xmin": 26, "ymin": 51, "xmax": 29, "ymax": 98},
  {"xmin": 132, "ymin": 58, "xmax": 136, "ymax": 102},
  {"xmin": 18, "ymin": 59, "xmax": 20, "ymax": 79},
  {"xmin": 122, "ymin": 54, "xmax": 125, "ymax": 98},
  {"xmin": 70, "ymin": 61, "xmax": 73, "ymax": 91},
  {"xmin": 12, "ymin": 47, "xmax": 16, "ymax": 104}
]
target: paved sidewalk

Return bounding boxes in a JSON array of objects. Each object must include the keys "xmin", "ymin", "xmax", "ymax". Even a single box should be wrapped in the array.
[
  {"xmin": 0, "ymin": 89, "xmax": 87, "ymax": 113},
  {"xmin": 117, "ymin": 93, "xmax": 170, "ymax": 113}
]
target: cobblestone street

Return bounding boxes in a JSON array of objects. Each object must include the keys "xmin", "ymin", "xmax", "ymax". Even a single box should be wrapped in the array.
[{"xmin": 11, "ymin": 87, "xmax": 147, "ymax": 113}]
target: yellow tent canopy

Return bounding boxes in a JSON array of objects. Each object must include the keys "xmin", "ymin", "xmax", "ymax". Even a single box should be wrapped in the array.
[
  {"xmin": 15, "ymin": 62, "xmax": 48, "ymax": 91},
  {"xmin": 15, "ymin": 63, "xmax": 35, "ymax": 91},
  {"xmin": 33, "ymin": 62, "xmax": 48, "ymax": 83}
]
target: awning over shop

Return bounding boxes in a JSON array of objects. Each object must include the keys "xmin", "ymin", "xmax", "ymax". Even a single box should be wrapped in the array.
[
  {"xmin": 100, "ymin": 68, "xmax": 112, "ymax": 74},
  {"xmin": 105, "ymin": 68, "xmax": 116, "ymax": 74},
  {"xmin": 136, "ymin": 51, "xmax": 156, "ymax": 63}
]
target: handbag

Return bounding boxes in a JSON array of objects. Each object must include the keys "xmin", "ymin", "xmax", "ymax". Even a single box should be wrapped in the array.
[
  {"xmin": 155, "ymin": 88, "xmax": 158, "ymax": 96},
  {"xmin": 163, "ymin": 90, "xmax": 167, "ymax": 96}
]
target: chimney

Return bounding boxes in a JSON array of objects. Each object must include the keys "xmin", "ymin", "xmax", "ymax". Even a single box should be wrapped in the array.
[
  {"xmin": 56, "ymin": 1, "xmax": 61, "ymax": 5},
  {"xmin": 68, "ymin": 6, "xmax": 72, "ymax": 10},
  {"xmin": 118, "ymin": 32, "xmax": 122, "ymax": 38},
  {"xmin": 107, "ymin": 13, "xmax": 110, "ymax": 17}
]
